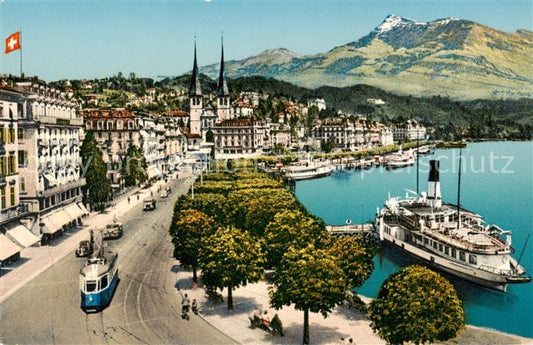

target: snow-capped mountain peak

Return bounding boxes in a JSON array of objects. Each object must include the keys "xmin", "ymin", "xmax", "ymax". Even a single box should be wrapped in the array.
[{"xmin": 375, "ymin": 14, "xmax": 427, "ymax": 34}]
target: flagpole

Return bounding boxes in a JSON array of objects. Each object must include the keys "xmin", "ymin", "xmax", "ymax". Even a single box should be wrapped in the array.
[{"xmin": 19, "ymin": 28, "xmax": 22, "ymax": 79}]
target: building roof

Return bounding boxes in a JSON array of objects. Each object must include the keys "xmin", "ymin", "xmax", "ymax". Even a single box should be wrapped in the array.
[
  {"xmin": 217, "ymin": 41, "xmax": 229, "ymax": 97},
  {"xmin": 82, "ymin": 109, "xmax": 135, "ymax": 118},
  {"xmin": 216, "ymin": 118, "xmax": 255, "ymax": 127},
  {"xmin": 163, "ymin": 110, "xmax": 189, "ymax": 117},
  {"xmin": 189, "ymin": 42, "xmax": 202, "ymax": 97}
]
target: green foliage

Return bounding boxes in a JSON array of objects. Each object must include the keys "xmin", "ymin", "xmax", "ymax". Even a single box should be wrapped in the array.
[
  {"xmin": 264, "ymin": 210, "xmax": 330, "ymax": 268},
  {"xmin": 80, "ymin": 131, "xmax": 111, "ymax": 210},
  {"xmin": 269, "ymin": 244, "xmax": 346, "ymax": 344},
  {"xmin": 175, "ymin": 193, "xmax": 229, "ymax": 227},
  {"xmin": 120, "ymin": 145, "xmax": 148, "ymax": 187},
  {"xmin": 228, "ymin": 188, "xmax": 299, "ymax": 237},
  {"xmin": 170, "ymin": 209, "xmax": 215, "ymax": 283},
  {"xmin": 368, "ymin": 265, "xmax": 465, "ymax": 345},
  {"xmin": 194, "ymin": 178, "xmax": 282, "ymax": 196},
  {"xmin": 320, "ymin": 138, "xmax": 336, "ymax": 153},
  {"xmin": 330, "ymin": 235, "xmax": 378, "ymax": 291},
  {"xmin": 199, "ymin": 226, "xmax": 265, "ymax": 310}
]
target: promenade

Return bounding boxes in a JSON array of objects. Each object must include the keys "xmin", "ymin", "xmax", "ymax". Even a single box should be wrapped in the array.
[
  {"xmin": 0, "ymin": 177, "xmax": 174, "ymax": 304},
  {"xmin": 176, "ymin": 268, "xmax": 533, "ymax": 345}
]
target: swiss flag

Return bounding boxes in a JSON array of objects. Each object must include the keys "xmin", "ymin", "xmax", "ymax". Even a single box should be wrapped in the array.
[{"xmin": 5, "ymin": 32, "xmax": 21, "ymax": 54}]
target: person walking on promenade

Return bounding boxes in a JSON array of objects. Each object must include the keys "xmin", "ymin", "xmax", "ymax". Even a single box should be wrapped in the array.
[{"xmin": 127, "ymin": 196, "xmax": 130, "ymax": 204}]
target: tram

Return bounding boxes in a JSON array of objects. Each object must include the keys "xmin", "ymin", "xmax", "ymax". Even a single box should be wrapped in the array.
[{"xmin": 79, "ymin": 230, "xmax": 119, "ymax": 312}]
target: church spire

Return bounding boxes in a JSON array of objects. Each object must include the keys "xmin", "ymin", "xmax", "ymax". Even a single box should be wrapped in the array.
[
  {"xmin": 189, "ymin": 39, "xmax": 202, "ymax": 96},
  {"xmin": 217, "ymin": 35, "xmax": 229, "ymax": 97}
]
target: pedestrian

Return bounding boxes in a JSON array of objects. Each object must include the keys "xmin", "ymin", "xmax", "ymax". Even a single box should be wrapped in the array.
[
  {"xmin": 151, "ymin": 190, "xmax": 153, "ymax": 197},
  {"xmin": 127, "ymin": 196, "xmax": 130, "ymax": 204},
  {"xmin": 261, "ymin": 310, "xmax": 270, "ymax": 328},
  {"xmin": 137, "ymin": 195, "xmax": 139, "ymax": 200}
]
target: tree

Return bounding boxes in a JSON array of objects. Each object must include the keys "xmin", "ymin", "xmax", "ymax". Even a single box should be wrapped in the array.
[
  {"xmin": 199, "ymin": 226, "xmax": 264, "ymax": 310},
  {"xmin": 174, "ymin": 193, "xmax": 228, "ymax": 227},
  {"xmin": 330, "ymin": 235, "xmax": 378, "ymax": 291},
  {"xmin": 264, "ymin": 210, "xmax": 329, "ymax": 269},
  {"xmin": 80, "ymin": 131, "xmax": 111, "ymax": 211},
  {"xmin": 228, "ymin": 188, "xmax": 298, "ymax": 237},
  {"xmin": 121, "ymin": 145, "xmax": 147, "ymax": 187},
  {"xmin": 270, "ymin": 244, "xmax": 346, "ymax": 345},
  {"xmin": 170, "ymin": 209, "xmax": 215, "ymax": 283},
  {"xmin": 368, "ymin": 265, "xmax": 465, "ymax": 345}
]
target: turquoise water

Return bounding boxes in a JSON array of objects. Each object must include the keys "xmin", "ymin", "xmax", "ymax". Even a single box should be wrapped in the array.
[{"xmin": 295, "ymin": 141, "xmax": 533, "ymax": 338}]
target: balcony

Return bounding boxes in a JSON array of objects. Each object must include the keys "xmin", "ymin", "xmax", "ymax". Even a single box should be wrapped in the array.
[
  {"xmin": 0, "ymin": 204, "xmax": 29, "ymax": 225},
  {"xmin": 39, "ymin": 178, "xmax": 86, "ymax": 198}
]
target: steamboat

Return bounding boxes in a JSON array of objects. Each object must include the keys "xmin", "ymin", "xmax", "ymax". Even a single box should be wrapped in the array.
[{"xmin": 375, "ymin": 159, "xmax": 530, "ymax": 291}]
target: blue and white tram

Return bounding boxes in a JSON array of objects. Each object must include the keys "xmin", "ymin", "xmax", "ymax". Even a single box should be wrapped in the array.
[{"xmin": 80, "ymin": 251, "xmax": 119, "ymax": 311}]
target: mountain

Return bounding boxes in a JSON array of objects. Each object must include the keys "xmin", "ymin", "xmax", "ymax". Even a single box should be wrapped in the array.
[{"xmin": 200, "ymin": 15, "xmax": 533, "ymax": 100}]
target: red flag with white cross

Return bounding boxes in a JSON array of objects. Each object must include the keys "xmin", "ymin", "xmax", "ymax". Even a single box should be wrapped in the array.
[{"xmin": 5, "ymin": 32, "xmax": 21, "ymax": 54}]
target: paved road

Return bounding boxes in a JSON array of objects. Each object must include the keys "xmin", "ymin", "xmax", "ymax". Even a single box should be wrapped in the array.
[{"xmin": 0, "ymin": 178, "xmax": 237, "ymax": 345}]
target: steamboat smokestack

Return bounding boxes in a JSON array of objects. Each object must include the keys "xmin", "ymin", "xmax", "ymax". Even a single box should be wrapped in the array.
[{"xmin": 428, "ymin": 160, "xmax": 442, "ymax": 208}]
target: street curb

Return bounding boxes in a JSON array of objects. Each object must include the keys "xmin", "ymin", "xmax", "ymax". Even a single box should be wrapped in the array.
[{"xmin": 0, "ymin": 185, "xmax": 151, "ymax": 304}]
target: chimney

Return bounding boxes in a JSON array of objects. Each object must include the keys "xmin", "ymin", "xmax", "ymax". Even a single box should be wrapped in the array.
[{"xmin": 428, "ymin": 160, "xmax": 442, "ymax": 208}]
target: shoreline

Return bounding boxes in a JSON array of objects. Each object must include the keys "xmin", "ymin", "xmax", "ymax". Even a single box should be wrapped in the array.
[
  {"xmin": 357, "ymin": 296, "xmax": 533, "ymax": 344},
  {"xmin": 176, "ymin": 265, "xmax": 533, "ymax": 345}
]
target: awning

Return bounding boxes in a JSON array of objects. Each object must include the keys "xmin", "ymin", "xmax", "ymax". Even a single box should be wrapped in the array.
[
  {"xmin": 0, "ymin": 234, "xmax": 21, "ymax": 261},
  {"xmin": 41, "ymin": 208, "xmax": 73, "ymax": 234},
  {"xmin": 49, "ymin": 210, "xmax": 73, "ymax": 228},
  {"xmin": 6, "ymin": 224, "xmax": 39, "ymax": 248},
  {"xmin": 77, "ymin": 203, "xmax": 89, "ymax": 216},
  {"xmin": 147, "ymin": 166, "xmax": 162, "ymax": 179},
  {"xmin": 40, "ymin": 216, "xmax": 59, "ymax": 234},
  {"xmin": 64, "ymin": 203, "xmax": 84, "ymax": 220}
]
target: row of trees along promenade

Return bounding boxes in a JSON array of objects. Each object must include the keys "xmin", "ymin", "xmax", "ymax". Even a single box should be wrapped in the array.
[{"xmin": 169, "ymin": 170, "xmax": 465, "ymax": 345}]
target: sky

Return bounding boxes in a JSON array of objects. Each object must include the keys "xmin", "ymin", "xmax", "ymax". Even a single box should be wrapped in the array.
[{"xmin": 0, "ymin": 0, "xmax": 531, "ymax": 81}]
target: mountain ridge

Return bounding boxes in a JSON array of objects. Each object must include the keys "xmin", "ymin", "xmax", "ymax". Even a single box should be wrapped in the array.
[{"xmin": 199, "ymin": 15, "xmax": 533, "ymax": 100}]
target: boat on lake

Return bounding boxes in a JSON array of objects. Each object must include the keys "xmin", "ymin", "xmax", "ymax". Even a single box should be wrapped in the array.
[
  {"xmin": 284, "ymin": 156, "xmax": 333, "ymax": 180},
  {"xmin": 375, "ymin": 159, "xmax": 531, "ymax": 292},
  {"xmin": 386, "ymin": 147, "xmax": 415, "ymax": 169}
]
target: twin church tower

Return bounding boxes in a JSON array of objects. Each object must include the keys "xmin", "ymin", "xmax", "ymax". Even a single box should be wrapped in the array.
[{"xmin": 188, "ymin": 39, "xmax": 231, "ymax": 137}]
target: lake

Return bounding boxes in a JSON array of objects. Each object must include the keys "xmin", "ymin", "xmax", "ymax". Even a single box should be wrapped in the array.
[{"xmin": 295, "ymin": 141, "xmax": 533, "ymax": 338}]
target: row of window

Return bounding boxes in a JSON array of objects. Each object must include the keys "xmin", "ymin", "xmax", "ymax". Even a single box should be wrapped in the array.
[
  {"xmin": 0, "ymin": 185, "xmax": 17, "ymax": 210},
  {"xmin": 0, "ymin": 126, "xmax": 17, "ymax": 144},
  {"xmin": 39, "ymin": 187, "xmax": 81, "ymax": 211},
  {"xmin": 424, "ymin": 237, "xmax": 477, "ymax": 265},
  {"xmin": 97, "ymin": 132, "xmax": 135, "ymax": 140},
  {"xmin": 0, "ymin": 155, "xmax": 17, "ymax": 177}
]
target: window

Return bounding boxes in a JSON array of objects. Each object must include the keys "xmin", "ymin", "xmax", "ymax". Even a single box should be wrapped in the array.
[
  {"xmin": 433, "ymin": 241, "xmax": 438, "ymax": 249},
  {"xmin": 451, "ymin": 248, "xmax": 456, "ymax": 258},
  {"xmin": 18, "ymin": 151, "xmax": 28, "ymax": 167},
  {"xmin": 100, "ymin": 275, "xmax": 108, "ymax": 290},
  {"xmin": 8, "ymin": 155, "xmax": 16, "ymax": 174},
  {"xmin": 459, "ymin": 251, "xmax": 466, "ymax": 261},
  {"xmin": 444, "ymin": 246, "xmax": 450, "ymax": 256},
  {"xmin": 0, "ymin": 156, "xmax": 5, "ymax": 177},
  {"xmin": 0, "ymin": 187, "xmax": 5, "ymax": 208},
  {"xmin": 86, "ymin": 280, "xmax": 97, "ymax": 292},
  {"xmin": 17, "ymin": 128, "xmax": 24, "ymax": 140},
  {"xmin": 0, "ymin": 126, "xmax": 3, "ymax": 143},
  {"xmin": 439, "ymin": 243, "xmax": 443, "ymax": 252},
  {"xmin": 469, "ymin": 255, "xmax": 477, "ymax": 265},
  {"xmin": 10, "ymin": 186, "xmax": 15, "ymax": 206},
  {"xmin": 20, "ymin": 177, "xmax": 25, "ymax": 192}
]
